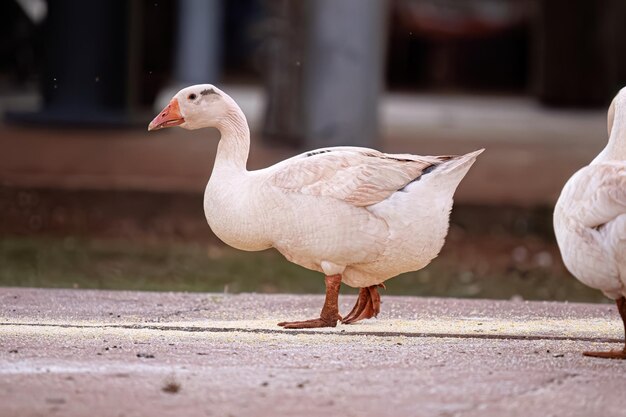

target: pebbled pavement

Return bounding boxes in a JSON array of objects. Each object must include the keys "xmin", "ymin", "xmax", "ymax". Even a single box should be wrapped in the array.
[{"xmin": 1, "ymin": 288, "xmax": 625, "ymax": 417}]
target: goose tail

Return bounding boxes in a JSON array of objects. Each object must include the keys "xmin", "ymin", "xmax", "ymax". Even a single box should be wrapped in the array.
[{"xmin": 433, "ymin": 148, "xmax": 484, "ymax": 181}]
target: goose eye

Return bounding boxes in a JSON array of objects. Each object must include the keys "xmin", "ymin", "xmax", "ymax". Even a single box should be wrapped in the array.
[{"xmin": 188, "ymin": 93, "xmax": 197, "ymax": 100}]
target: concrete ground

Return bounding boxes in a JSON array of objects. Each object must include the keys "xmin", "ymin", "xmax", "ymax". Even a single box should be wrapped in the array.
[{"xmin": 1, "ymin": 288, "xmax": 625, "ymax": 417}]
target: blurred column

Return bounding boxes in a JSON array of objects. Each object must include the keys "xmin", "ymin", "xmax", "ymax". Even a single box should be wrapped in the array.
[
  {"xmin": 303, "ymin": 0, "xmax": 387, "ymax": 149},
  {"xmin": 175, "ymin": 0, "xmax": 222, "ymax": 84},
  {"xmin": 154, "ymin": 0, "xmax": 222, "ymax": 110}
]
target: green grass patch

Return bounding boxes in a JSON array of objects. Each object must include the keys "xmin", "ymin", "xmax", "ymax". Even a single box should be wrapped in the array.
[{"xmin": 0, "ymin": 236, "xmax": 606, "ymax": 303}]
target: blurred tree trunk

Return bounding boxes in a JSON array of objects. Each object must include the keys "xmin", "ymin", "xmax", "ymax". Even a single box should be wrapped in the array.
[
  {"xmin": 260, "ymin": 0, "xmax": 306, "ymax": 147},
  {"xmin": 261, "ymin": 0, "xmax": 387, "ymax": 149},
  {"xmin": 302, "ymin": 0, "xmax": 387, "ymax": 150}
]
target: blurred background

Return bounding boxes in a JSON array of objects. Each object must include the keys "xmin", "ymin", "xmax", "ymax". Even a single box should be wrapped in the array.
[{"xmin": 2, "ymin": 0, "xmax": 626, "ymax": 302}]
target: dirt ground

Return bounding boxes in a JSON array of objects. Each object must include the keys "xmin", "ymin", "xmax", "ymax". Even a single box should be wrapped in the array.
[{"xmin": 0, "ymin": 120, "xmax": 602, "ymax": 206}]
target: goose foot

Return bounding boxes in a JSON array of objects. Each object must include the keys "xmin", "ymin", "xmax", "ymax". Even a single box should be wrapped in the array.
[
  {"xmin": 582, "ymin": 297, "xmax": 626, "ymax": 359},
  {"xmin": 583, "ymin": 349, "xmax": 626, "ymax": 360},
  {"xmin": 278, "ymin": 317, "xmax": 339, "ymax": 329},
  {"xmin": 342, "ymin": 284, "xmax": 384, "ymax": 325},
  {"xmin": 278, "ymin": 274, "xmax": 342, "ymax": 329}
]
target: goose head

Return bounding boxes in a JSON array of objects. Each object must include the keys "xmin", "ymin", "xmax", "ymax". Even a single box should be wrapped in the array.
[
  {"xmin": 148, "ymin": 84, "xmax": 234, "ymax": 131},
  {"xmin": 608, "ymin": 86, "xmax": 626, "ymax": 137},
  {"xmin": 593, "ymin": 86, "xmax": 626, "ymax": 163}
]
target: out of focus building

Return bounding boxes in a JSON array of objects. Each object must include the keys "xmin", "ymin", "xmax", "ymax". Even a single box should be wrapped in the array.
[{"xmin": 2, "ymin": 0, "xmax": 626, "ymax": 145}]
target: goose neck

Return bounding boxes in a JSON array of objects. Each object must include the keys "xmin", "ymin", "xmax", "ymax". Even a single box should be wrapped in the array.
[
  {"xmin": 214, "ymin": 108, "xmax": 250, "ymax": 172},
  {"xmin": 594, "ymin": 97, "xmax": 626, "ymax": 163}
]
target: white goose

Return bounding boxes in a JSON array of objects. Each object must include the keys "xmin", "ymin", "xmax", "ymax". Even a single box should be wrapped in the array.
[
  {"xmin": 554, "ymin": 87, "xmax": 626, "ymax": 358},
  {"xmin": 149, "ymin": 84, "xmax": 483, "ymax": 329}
]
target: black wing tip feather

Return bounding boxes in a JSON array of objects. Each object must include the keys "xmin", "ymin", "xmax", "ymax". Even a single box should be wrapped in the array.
[
  {"xmin": 397, "ymin": 162, "xmax": 441, "ymax": 192},
  {"xmin": 305, "ymin": 149, "xmax": 333, "ymax": 158}
]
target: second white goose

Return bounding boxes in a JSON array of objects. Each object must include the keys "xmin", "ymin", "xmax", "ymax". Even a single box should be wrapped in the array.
[{"xmin": 554, "ymin": 87, "xmax": 626, "ymax": 358}]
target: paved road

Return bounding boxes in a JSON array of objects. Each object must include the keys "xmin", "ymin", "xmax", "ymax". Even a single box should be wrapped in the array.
[{"xmin": 1, "ymin": 288, "xmax": 625, "ymax": 417}]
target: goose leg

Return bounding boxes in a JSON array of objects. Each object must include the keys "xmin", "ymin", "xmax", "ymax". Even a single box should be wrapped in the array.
[
  {"xmin": 341, "ymin": 288, "xmax": 369, "ymax": 324},
  {"xmin": 583, "ymin": 297, "xmax": 626, "ymax": 359},
  {"xmin": 278, "ymin": 274, "xmax": 342, "ymax": 329},
  {"xmin": 342, "ymin": 284, "xmax": 384, "ymax": 325}
]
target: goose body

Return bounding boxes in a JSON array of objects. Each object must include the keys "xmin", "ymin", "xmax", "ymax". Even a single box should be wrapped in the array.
[
  {"xmin": 150, "ymin": 84, "xmax": 483, "ymax": 328},
  {"xmin": 554, "ymin": 163, "xmax": 626, "ymax": 298},
  {"xmin": 554, "ymin": 87, "xmax": 626, "ymax": 358},
  {"xmin": 205, "ymin": 145, "xmax": 481, "ymax": 288}
]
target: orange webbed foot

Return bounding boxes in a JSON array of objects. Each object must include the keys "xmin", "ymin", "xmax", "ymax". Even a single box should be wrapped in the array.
[
  {"xmin": 583, "ymin": 349, "xmax": 626, "ymax": 360},
  {"xmin": 278, "ymin": 317, "xmax": 339, "ymax": 329}
]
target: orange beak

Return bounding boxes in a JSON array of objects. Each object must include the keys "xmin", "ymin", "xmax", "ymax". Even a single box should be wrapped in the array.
[{"xmin": 148, "ymin": 98, "xmax": 185, "ymax": 131}]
